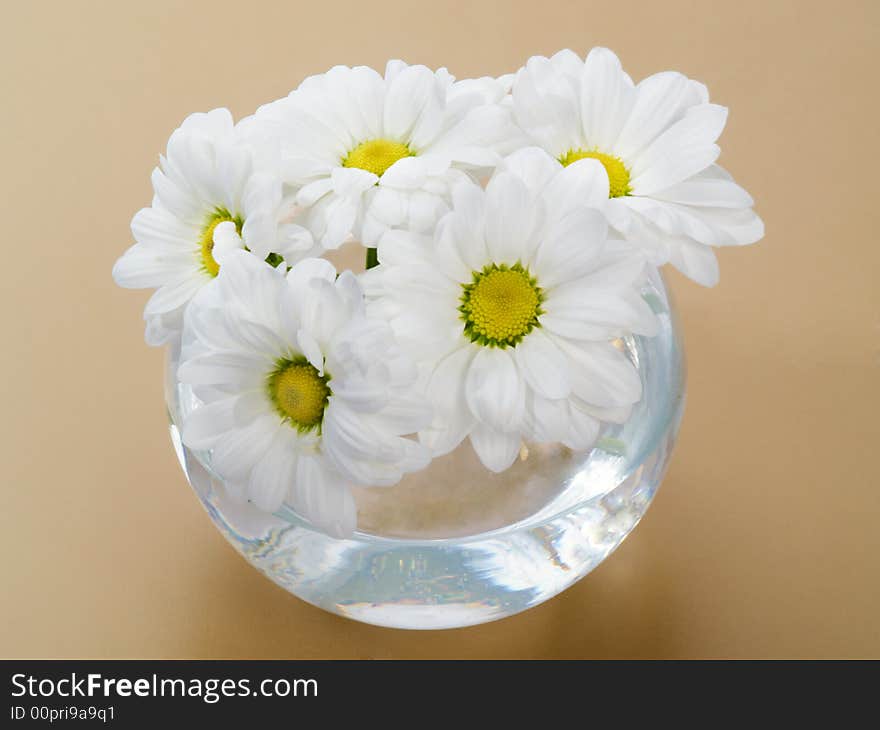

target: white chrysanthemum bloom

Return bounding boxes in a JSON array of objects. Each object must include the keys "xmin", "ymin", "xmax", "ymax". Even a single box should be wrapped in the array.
[
  {"xmin": 242, "ymin": 61, "xmax": 516, "ymax": 251},
  {"xmin": 365, "ymin": 148, "xmax": 658, "ymax": 473},
  {"xmin": 112, "ymin": 108, "xmax": 315, "ymax": 345},
  {"xmin": 510, "ymin": 48, "xmax": 764, "ymax": 286},
  {"xmin": 178, "ymin": 251, "xmax": 431, "ymax": 537}
]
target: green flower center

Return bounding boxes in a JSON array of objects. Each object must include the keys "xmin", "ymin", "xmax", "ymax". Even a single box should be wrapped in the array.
[
  {"xmin": 559, "ymin": 149, "xmax": 632, "ymax": 198},
  {"xmin": 267, "ymin": 358, "xmax": 331, "ymax": 432},
  {"xmin": 199, "ymin": 208, "xmax": 243, "ymax": 277},
  {"xmin": 459, "ymin": 263, "xmax": 544, "ymax": 348},
  {"xmin": 343, "ymin": 139, "xmax": 414, "ymax": 177}
]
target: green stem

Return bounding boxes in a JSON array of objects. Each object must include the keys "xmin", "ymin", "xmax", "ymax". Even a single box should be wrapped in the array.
[{"xmin": 365, "ymin": 247, "xmax": 379, "ymax": 270}]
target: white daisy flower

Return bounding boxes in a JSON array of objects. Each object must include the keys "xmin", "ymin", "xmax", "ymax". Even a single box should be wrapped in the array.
[
  {"xmin": 242, "ymin": 61, "xmax": 516, "ymax": 252},
  {"xmin": 510, "ymin": 48, "xmax": 764, "ymax": 286},
  {"xmin": 178, "ymin": 251, "xmax": 431, "ymax": 537},
  {"xmin": 112, "ymin": 108, "xmax": 315, "ymax": 346},
  {"xmin": 365, "ymin": 147, "xmax": 658, "ymax": 473}
]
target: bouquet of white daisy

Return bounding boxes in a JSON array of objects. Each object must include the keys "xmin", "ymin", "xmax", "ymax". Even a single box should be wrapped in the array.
[{"xmin": 114, "ymin": 48, "xmax": 762, "ymax": 540}]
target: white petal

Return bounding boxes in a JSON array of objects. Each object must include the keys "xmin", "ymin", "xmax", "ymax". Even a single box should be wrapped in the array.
[
  {"xmin": 682, "ymin": 205, "xmax": 765, "ymax": 246},
  {"xmin": 233, "ymin": 390, "xmax": 271, "ymax": 425},
  {"xmin": 143, "ymin": 275, "xmax": 204, "ymax": 316},
  {"xmin": 389, "ymin": 306, "xmax": 462, "ymax": 362},
  {"xmin": 144, "ymin": 311, "xmax": 181, "ymax": 346},
  {"xmin": 562, "ymin": 406, "xmax": 600, "ymax": 451},
  {"xmin": 383, "ymin": 63, "xmax": 440, "ymax": 142},
  {"xmin": 484, "ymin": 172, "xmax": 538, "ymax": 264},
  {"xmin": 378, "ymin": 156, "xmax": 429, "ymax": 189},
  {"xmin": 376, "ymin": 228, "xmax": 430, "ymax": 267},
  {"xmin": 247, "ymin": 439, "xmax": 296, "ymax": 512},
  {"xmin": 179, "ymin": 107, "xmax": 234, "ymax": 137},
  {"xmin": 177, "ymin": 351, "xmax": 267, "ymax": 388},
  {"xmin": 275, "ymin": 223, "xmax": 316, "ymax": 262},
  {"xmin": 424, "ymin": 105, "xmax": 512, "ymax": 166},
  {"xmin": 523, "ymin": 392, "xmax": 569, "ymax": 443},
  {"xmin": 562, "ymin": 340, "xmax": 642, "ymax": 408},
  {"xmin": 307, "ymin": 194, "xmax": 358, "ymax": 250},
  {"xmin": 239, "ymin": 211, "xmax": 276, "ymax": 261},
  {"xmin": 286, "ymin": 257, "xmax": 337, "ymax": 295},
  {"xmin": 211, "ymin": 220, "xmax": 244, "ymax": 264},
  {"xmin": 464, "ymin": 346, "xmax": 525, "ymax": 430},
  {"xmin": 579, "ymin": 47, "xmax": 635, "ymax": 152},
  {"xmin": 630, "ymin": 104, "xmax": 727, "ymax": 194},
  {"xmin": 541, "ymin": 157, "xmax": 609, "ymax": 217},
  {"xmin": 130, "ymin": 206, "xmax": 197, "ymax": 250},
  {"xmin": 666, "ymin": 237, "xmax": 720, "ymax": 287},
  {"xmin": 432, "ymin": 218, "xmax": 472, "ymax": 281},
  {"xmin": 500, "ymin": 147, "xmax": 561, "ymax": 194},
  {"xmin": 420, "ymin": 345, "xmax": 475, "ymax": 456},
  {"xmin": 112, "ymin": 243, "xmax": 194, "ymax": 289},
  {"xmin": 376, "ymin": 262, "xmax": 458, "ymax": 303},
  {"xmin": 368, "ymin": 186, "xmax": 408, "ymax": 226},
  {"xmin": 547, "ymin": 48, "xmax": 585, "ymax": 79},
  {"xmin": 211, "ymin": 415, "xmax": 279, "ymax": 483},
  {"xmin": 213, "ymin": 249, "xmax": 285, "ymax": 327},
  {"xmin": 545, "ymin": 281, "xmax": 658, "ymax": 338},
  {"xmin": 652, "ymin": 165, "xmax": 754, "ymax": 208},
  {"xmin": 407, "ymin": 190, "xmax": 446, "ymax": 233},
  {"xmin": 513, "ymin": 55, "xmax": 582, "ymax": 157},
  {"xmin": 369, "ymin": 394, "xmax": 433, "ymax": 436},
  {"xmin": 331, "ymin": 166, "xmax": 377, "ymax": 197},
  {"xmin": 150, "ymin": 167, "xmax": 201, "ymax": 223},
  {"xmin": 283, "ymin": 157, "xmax": 336, "ymax": 184},
  {"xmin": 321, "ymin": 401, "xmax": 390, "ymax": 464},
  {"xmin": 540, "ymin": 313, "xmax": 619, "ymax": 342},
  {"xmin": 181, "ymin": 397, "xmax": 237, "ymax": 450},
  {"xmin": 292, "ymin": 455, "xmax": 357, "ymax": 538},
  {"xmin": 336, "ymin": 65, "xmax": 385, "ymax": 142},
  {"xmin": 296, "ymin": 328, "xmax": 325, "ymax": 373},
  {"xmin": 532, "ymin": 207, "xmax": 607, "ymax": 287},
  {"xmin": 436, "ymin": 180, "xmax": 488, "ymax": 272},
  {"xmin": 514, "ymin": 329, "xmax": 571, "ymax": 399},
  {"xmin": 298, "ymin": 281, "xmax": 351, "ymax": 348},
  {"xmin": 571, "ymin": 248, "xmax": 649, "ymax": 289},
  {"xmin": 616, "ymin": 71, "xmax": 705, "ymax": 160},
  {"xmin": 296, "ymin": 178, "xmax": 334, "ymax": 207},
  {"xmin": 469, "ymin": 423, "xmax": 520, "ymax": 473},
  {"xmin": 577, "ymin": 401, "xmax": 632, "ymax": 425}
]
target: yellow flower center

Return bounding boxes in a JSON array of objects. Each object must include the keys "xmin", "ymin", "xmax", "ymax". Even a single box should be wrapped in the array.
[
  {"xmin": 343, "ymin": 139, "xmax": 413, "ymax": 177},
  {"xmin": 199, "ymin": 208, "xmax": 243, "ymax": 277},
  {"xmin": 459, "ymin": 263, "xmax": 544, "ymax": 348},
  {"xmin": 559, "ymin": 149, "xmax": 632, "ymax": 198},
  {"xmin": 268, "ymin": 359, "xmax": 331, "ymax": 432}
]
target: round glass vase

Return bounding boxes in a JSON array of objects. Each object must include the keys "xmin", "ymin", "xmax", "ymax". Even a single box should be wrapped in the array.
[{"xmin": 166, "ymin": 268, "xmax": 684, "ymax": 630}]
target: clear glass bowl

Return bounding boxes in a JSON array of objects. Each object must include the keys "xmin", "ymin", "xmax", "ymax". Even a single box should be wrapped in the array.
[{"xmin": 166, "ymin": 268, "xmax": 685, "ymax": 630}]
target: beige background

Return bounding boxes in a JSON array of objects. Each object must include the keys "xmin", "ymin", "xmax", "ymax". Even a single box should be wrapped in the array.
[{"xmin": 1, "ymin": 0, "xmax": 878, "ymax": 658}]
